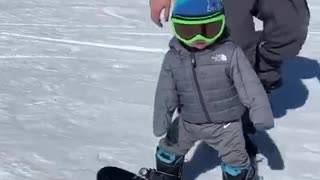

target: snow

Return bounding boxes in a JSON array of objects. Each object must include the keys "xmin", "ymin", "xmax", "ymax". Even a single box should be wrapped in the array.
[{"xmin": 0, "ymin": 0, "xmax": 319, "ymax": 179}]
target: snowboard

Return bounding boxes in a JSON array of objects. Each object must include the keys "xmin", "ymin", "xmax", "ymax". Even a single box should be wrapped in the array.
[
  {"xmin": 97, "ymin": 166, "xmax": 145, "ymax": 180},
  {"xmin": 96, "ymin": 166, "xmax": 178, "ymax": 180},
  {"xmin": 97, "ymin": 165, "xmax": 262, "ymax": 180}
]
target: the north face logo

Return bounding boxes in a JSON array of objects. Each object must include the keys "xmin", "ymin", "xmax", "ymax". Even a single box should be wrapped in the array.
[{"xmin": 211, "ymin": 54, "xmax": 227, "ymax": 62}]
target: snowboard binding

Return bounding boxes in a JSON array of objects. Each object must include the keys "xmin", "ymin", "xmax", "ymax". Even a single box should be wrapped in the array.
[{"xmin": 136, "ymin": 167, "xmax": 181, "ymax": 180}]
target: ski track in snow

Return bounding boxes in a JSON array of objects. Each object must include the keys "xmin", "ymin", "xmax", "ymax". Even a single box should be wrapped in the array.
[
  {"xmin": 0, "ymin": 32, "xmax": 167, "ymax": 53},
  {"xmin": 0, "ymin": 23, "xmax": 136, "ymax": 28},
  {"xmin": 101, "ymin": 6, "xmax": 145, "ymax": 24},
  {"xmin": 0, "ymin": 0, "xmax": 319, "ymax": 180}
]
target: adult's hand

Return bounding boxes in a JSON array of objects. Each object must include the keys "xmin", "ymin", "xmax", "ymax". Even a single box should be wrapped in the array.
[{"xmin": 150, "ymin": 0, "xmax": 172, "ymax": 27}]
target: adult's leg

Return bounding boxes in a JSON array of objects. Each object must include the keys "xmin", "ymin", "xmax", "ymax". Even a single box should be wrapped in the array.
[
  {"xmin": 241, "ymin": 110, "xmax": 258, "ymax": 159},
  {"xmin": 254, "ymin": 0, "xmax": 310, "ymax": 90},
  {"xmin": 223, "ymin": 0, "xmax": 259, "ymax": 67}
]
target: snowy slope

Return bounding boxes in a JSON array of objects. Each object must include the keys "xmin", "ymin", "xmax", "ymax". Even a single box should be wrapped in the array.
[{"xmin": 0, "ymin": 0, "xmax": 319, "ymax": 180}]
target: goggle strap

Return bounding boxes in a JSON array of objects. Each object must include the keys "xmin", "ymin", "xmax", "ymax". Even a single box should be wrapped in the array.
[
  {"xmin": 172, "ymin": 14, "xmax": 225, "ymax": 25},
  {"xmin": 172, "ymin": 12, "xmax": 222, "ymax": 21}
]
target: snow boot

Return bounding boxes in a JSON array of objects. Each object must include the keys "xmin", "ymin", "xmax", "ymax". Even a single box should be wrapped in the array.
[
  {"xmin": 221, "ymin": 163, "xmax": 258, "ymax": 180},
  {"xmin": 153, "ymin": 146, "xmax": 184, "ymax": 180}
]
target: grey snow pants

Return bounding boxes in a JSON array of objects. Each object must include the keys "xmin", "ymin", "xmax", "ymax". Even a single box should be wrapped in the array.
[{"xmin": 159, "ymin": 118, "xmax": 250, "ymax": 168}]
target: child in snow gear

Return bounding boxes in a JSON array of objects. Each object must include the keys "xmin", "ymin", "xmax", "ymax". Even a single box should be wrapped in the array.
[
  {"xmin": 152, "ymin": 0, "xmax": 274, "ymax": 180},
  {"xmin": 150, "ymin": 0, "xmax": 310, "ymax": 163}
]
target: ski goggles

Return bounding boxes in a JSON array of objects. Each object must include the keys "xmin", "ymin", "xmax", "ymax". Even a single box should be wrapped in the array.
[{"xmin": 171, "ymin": 13, "xmax": 226, "ymax": 45}]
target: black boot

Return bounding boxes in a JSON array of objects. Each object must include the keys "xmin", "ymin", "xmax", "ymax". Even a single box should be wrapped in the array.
[
  {"xmin": 221, "ymin": 164, "xmax": 257, "ymax": 180},
  {"xmin": 151, "ymin": 146, "xmax": 184, "ymax": 180},
  {"xmin": 222, "ymin": 169, "xmax": 253, "ymax": 180}
]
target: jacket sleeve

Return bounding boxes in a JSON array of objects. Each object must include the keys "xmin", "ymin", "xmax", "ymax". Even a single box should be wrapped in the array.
[
  {"xmin": 153, "ymin": 51, "xmax": 179, "ymax": 137},
  {"xmin": 230, "ymin": 47, "xmax": 274, "ymax": 131}
]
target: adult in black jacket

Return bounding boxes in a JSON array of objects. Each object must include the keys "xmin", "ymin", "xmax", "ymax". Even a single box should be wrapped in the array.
[{"xmin": 150, "ymin": 0, "xmax": 310, "ymax": 91}]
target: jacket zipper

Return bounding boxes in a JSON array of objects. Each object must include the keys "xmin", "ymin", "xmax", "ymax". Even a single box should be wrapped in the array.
[{"xmin": 191, "ymin": 53, "xmax": 211, "ymax": 123}]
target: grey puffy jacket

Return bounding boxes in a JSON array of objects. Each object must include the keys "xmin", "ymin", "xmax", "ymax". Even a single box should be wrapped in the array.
[{"xmin": 153, "ymin": 38, "xmax": 274, "ymax": 137}]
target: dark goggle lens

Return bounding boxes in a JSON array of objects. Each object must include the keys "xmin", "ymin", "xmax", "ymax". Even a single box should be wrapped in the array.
[
  {"xmin": 174, "ymin": 23, "xmax": 201, "ymax": 40},
  {"xmin": 174, "ymin": 20, "xmax": 223, "ymax": 40},
  {"xmin": 205, "ymin": 20, "xmax": 223, "ymax": 38}
]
